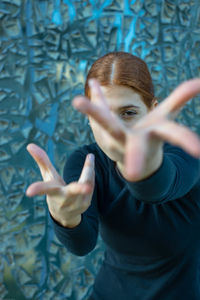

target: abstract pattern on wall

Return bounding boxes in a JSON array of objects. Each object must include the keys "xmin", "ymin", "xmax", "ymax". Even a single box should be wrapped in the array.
[{"xmin": 0, "ymin": 0, "xmax": 199, "ymax": 299}]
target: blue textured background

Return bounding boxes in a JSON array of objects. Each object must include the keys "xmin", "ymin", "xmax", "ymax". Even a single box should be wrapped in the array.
[{"xmin": 0, "ymin": 0, "xmax": 199, "ymax": 299}]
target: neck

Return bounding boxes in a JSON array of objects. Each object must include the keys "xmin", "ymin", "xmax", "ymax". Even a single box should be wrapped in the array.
[{"xmin": 115, "ymin": 161, "xmax": 125, "ymax": 176}]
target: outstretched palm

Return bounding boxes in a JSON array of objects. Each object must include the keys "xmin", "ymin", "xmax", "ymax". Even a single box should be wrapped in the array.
[
  {"xmin": 73, "ymin": 78, "xmax": 200, "ymax": 181},
  {"xmin": 26, "ymin": 144, "xmax": 95, "ymax": 227}
]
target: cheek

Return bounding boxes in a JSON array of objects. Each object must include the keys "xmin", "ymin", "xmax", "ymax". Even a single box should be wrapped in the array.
[
  {"xmin": 90, "ymin": 121, "xmax": 109, "ymax": 152},
  {"xmin": 119, "ymin": 115, "xmax": 143, "ymax": 129},
  {"xmin": 90, "ymin": 120, "xmax": 102, "ymax": 141},
  {"xmin": 120, "ymin": 119, "xmax": 137, "ymax": 129},
  {"xmin": 90, "ymin": 121, "xmax": 122, "ymax": 161}
]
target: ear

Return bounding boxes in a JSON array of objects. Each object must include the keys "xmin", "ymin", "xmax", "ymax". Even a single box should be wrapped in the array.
[{"xmin": 151, "ymin": 98, "xmax": 158, "ymax": 109}]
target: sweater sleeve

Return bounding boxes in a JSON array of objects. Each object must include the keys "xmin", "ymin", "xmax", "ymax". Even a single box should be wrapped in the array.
[
  {"xmin": 125, "ymin": 143, "xmax": 200, "ymax": 204},
  {"xmin": 51, "ymin": 147, "xmax": 99, "ymax": 256}
]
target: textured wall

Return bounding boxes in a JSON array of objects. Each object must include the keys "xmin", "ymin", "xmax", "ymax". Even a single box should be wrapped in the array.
[{"xmin": 0, "ymin": 0, "xmax": 199, "ymax": 299}]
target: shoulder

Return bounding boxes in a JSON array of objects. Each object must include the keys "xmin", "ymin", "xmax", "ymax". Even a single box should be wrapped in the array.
[
  {"xmin": 63, "ymin": 142, "xmax": 109, "ymax": 183},
  {"xmin": 163, "ymin": 142, "xmax": 200, "ymax": 191},
  {"xmin": 163, "ymin": 142, "xmax": 200, "ymax": 171},
  {"xmin": 65, "ymin": 142, "xmax": 108, "ymax": 166}
]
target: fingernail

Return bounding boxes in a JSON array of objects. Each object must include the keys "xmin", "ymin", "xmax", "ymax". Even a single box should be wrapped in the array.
[
  {"xmin": 88, "ymin": 153, "xmax": 95, "ymax": 163},
  {"xmin": 88, "ymin": 79, "xmax": 95, "ymax": 88},
  {"xmin": 25, "ymin": 189, "xmax": 31, "ymax": 197},
  {"xmin": 72, "ymin": 98, "xmax": 87, "ymax": 113}
]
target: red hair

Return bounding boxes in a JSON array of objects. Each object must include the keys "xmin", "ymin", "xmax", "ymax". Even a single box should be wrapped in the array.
[{"xmin": 85, "ymin": 52, "xmax": 155, "ymax": 108}]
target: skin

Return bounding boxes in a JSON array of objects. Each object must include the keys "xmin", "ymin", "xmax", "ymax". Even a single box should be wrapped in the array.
[
  {"xmin": 26, "ymin": 78, "xmax": 200, "ymax": 228},
  {"xmin": 89, "ymin": 85, "xmax": 158, "ymax": 172},
  {"xmin": 26, "ymin": 144, "xmax": 95, "ymax": 227},
  {"xmin": 73, "ymin": 78, "xmax": 200, "ymax": 181}
]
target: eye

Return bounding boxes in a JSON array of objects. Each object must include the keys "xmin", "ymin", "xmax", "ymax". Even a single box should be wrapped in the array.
[{"xmin": 119, "ymin": 110, "xmax": 137, "ymax": 120}]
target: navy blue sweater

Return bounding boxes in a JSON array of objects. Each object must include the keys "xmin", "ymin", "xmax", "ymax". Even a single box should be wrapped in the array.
[{"xmin": 52, "ymin": 143, "xmax": 200, "ymax": 300}]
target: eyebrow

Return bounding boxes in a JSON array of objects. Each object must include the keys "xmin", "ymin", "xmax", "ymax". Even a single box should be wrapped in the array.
[{"xmin": 110, "ymin": 105, "xmax": 140, "ymax": 111}]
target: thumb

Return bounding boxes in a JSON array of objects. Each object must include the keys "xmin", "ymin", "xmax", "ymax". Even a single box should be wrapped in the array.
[
  {"xmin": 78, "ymin": 153, "xmax": 95, "ymax": 185},
  {"xmin": 157, "ymin": 78, "xmax": 200, "ymax": 117}
]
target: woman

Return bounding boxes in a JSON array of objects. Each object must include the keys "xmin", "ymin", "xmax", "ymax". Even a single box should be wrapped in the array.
[{"xmin": 26, "ymin": 52, "xmax": 200, "ymax": 300}]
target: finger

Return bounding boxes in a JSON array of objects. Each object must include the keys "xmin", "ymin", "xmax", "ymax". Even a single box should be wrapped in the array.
[
  {"xmin": 152, "ymin": 121, "xmax": 200, "ymax": 158},
  {"xmin": 26, "ymin": 180, "xmax": 93, "ymax": 198},
  {"xmin": 27, "ymin": 144, "xmax": 64, "ymax": 183},
  {"xmin": 66, "ymin": 181, "xmax": 94, "ymax": 196},
  {"xmin": 123, "ymin": 133, "xmax": 147, "ymax": 181},
  {"xmin": 88, "ymin": 78, "xmax": 109, "ymax": 107},
  {"xmin": 78, "ymin": 153, "xmax": 95, "ymax": 184},
  {"xmin": 73, "ymin": 96, "xmax": 125, "ymax": 142},
  {"xmin": 157, "ymin": 78, "xmax": 200, "ymax": 117},
  {"xmin": 26, "ymin": 180, "xmax": 62, "ymax": 197}
]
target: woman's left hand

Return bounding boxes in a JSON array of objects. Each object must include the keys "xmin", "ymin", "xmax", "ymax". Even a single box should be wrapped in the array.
[{"xmin": 73, "ymin": 78, "xmax": 200, "ymax": 181}]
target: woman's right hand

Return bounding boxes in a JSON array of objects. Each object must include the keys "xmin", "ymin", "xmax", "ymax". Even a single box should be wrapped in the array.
[{"xmin": 26, "ymin": 144, "xmax": 95, "ymax": 228}]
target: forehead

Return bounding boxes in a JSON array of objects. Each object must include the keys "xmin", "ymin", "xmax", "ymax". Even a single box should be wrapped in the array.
[{"xmin": 97, "ymin": 85, "xmax": 147, "ymax": 110}]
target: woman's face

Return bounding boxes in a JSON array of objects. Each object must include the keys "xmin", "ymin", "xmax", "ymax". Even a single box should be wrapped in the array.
[{"xmin": 89, "ymin": 85, "xmax": 156, "ymax": 161}]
